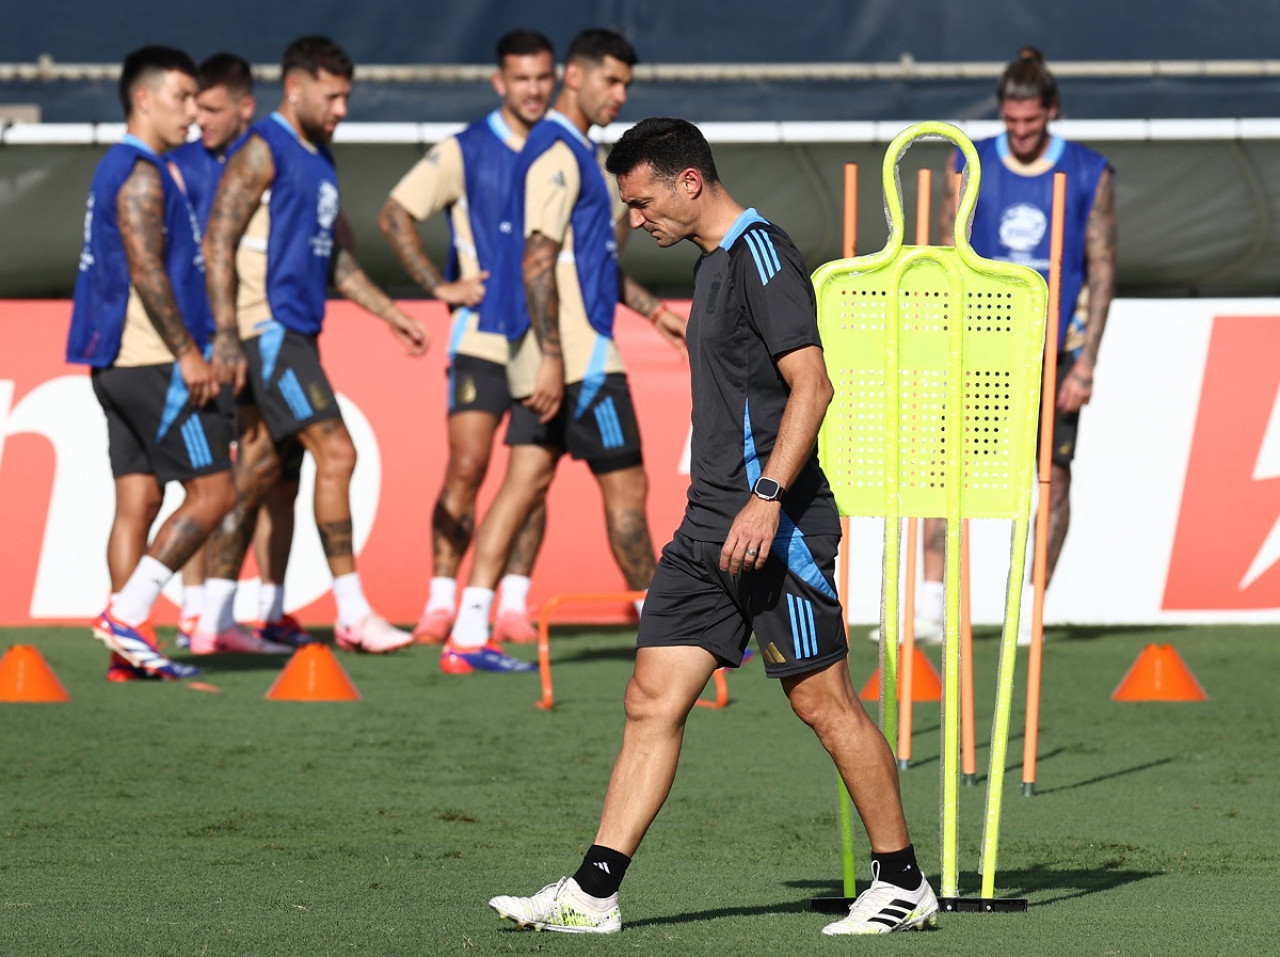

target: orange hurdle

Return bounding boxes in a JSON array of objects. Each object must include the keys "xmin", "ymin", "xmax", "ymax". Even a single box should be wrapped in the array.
[{"xmin": 534, "ymin": 591, "xmax": 729, "ymax": 711}]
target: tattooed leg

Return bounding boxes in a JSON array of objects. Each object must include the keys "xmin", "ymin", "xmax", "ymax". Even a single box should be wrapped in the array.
[
  {"xmin": 204, "ymin": 408, "xmax": 283, "ymax": 580},
  {"xmin": 467, "ymin": 444, "xmax": 558, "ymax": 590},
  {"xmin": 106, "ymin": 474, "xmax": 164, "ymax": 592},
  {"xmin": 503, "ymin": 499, "xmax": 547, "ymax": 579},
  {"xmin": 597, "ymin": 465, "xmax": 657, "ymax": 591},
  {"xmin": 149, "ymin": 470, "xmax": 237, "ymax": 571},
  {"xmin": 1043, "ymin": 463, "xmax": 1072, "ymax": 586},
  {"xmin": 433, "ymin": 410, "xmax": 500, "ymax": 577},
  {"xmin": 922, "ymin": 517, "xmax": 947, "ymax": 583},
  {"xmin": 298, "ymin": 416, "xmax": 358, "ymax": 577},
  {"xmin": 256, "ymin": 477, "xmax": 299, "ymax": 585}
]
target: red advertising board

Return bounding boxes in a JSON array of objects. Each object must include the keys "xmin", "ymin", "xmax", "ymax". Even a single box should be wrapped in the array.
[{"xmin": 0, "ymin": 300, "xmax": 693, "ymax": 626}]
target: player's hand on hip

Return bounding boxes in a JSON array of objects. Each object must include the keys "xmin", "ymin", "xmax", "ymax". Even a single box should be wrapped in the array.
[
  {"xmin": 436, "ymin": 272, "xmax": 488, "ymax": 308},
  {"xmin": 523, "ymin": 354, "xmax": 564, "ymax": 424},
  {"xmin": 177, "ymin": 349, "xmax": 219, "ymax": 408},
  {"xmin": 720, "ymin": 498, "xmax": 781, "ymax": 574}
]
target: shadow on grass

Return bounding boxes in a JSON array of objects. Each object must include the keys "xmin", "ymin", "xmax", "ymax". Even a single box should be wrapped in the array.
[
  {"xmin": 624, "ymin": 897, "xmax": 815, "ymax": 929},
  {"xmin": 902, "ymin": 746, "xmax": 1173, "ymax": 796},
  {"xmin": 788, "ymin": 859, "xmax": 1160, "ymax": 912},
  {"xmin": 1033, "ymin": 757, "xmax": 1175, "ymax": 795}
]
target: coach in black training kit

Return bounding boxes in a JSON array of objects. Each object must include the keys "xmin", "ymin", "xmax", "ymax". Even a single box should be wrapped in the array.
[{"xmin": 488, "ymin": 117, "xmax": 940, "ymax": 937}]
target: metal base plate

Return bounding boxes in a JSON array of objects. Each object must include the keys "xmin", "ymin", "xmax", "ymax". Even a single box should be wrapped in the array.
[
  {"xmin": 938, "ymin": 896, "xmax": 1028, "ymax": 913},
  {"xmin": 810, "ymin": 896, "xmax": 857, "ymax": 913}
]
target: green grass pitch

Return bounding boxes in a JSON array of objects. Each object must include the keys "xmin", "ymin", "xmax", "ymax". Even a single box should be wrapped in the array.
[{"xmin": 1, "ymin": 624, "xmax": 1277, "ymax": 956}]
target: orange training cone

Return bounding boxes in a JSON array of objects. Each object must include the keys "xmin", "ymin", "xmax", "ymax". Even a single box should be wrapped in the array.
[
  {"xmin": 265, "ymin": 644, "xmax": 361, "ymax": 701},
  {"xmin": 860, "ymin": 646, "xmax": 943, "ymax": 702},
  {"xmin": 0, "ymin": 645, "xmax": 70, "ymax": 702},
  {"xmin": 1111, "ymin": 643, "xmax": 1207, "ymax": 702}
]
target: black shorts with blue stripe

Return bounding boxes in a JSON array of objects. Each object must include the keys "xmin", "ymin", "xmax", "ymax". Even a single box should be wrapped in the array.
[
  {"xmin": 637, "ymin": 526, "xmax": 849, "ymax": 679},
  {"xmin": 91, "ymin": 363, "xmax": 234, "ymax": 484},
  {"xmin": 505, "ymin": 371, "xmax": 643, "ymax": 475},
  {"xmin": 242, "ymin": 322, "xmax": 342, "ymax": 441}
]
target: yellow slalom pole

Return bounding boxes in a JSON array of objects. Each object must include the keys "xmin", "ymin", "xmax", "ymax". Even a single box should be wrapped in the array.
[
  {"xmin": 960, "ymin": 519, "xmax": 978, "ymax": 786},
  {"xmin": 1021, "ymin": 172, "xmax": 1067, "ymax": 797},
  {"xmin": 836, "ymin": 161, "xmax": 858, "ymax": 899}
]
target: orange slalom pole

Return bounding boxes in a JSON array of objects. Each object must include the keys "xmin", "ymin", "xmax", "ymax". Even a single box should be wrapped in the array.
[
  {"xmin": 1021, "ymin": 172, "xmax": 1067, "ymax": 796},
  {"xmin": 896, "ymin": 167, "xmax": 932, "ymax": 769},
  {"xmin": 950, "ymin": 170, "xmax": 978, "ymax": 785}
]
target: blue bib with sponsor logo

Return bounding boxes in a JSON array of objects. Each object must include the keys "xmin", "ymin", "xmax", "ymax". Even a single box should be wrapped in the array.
[
  {"xmin": 67, "ymin": 136, "xmax": 211, "ymax": 367},
  {"xmin": 957, "ymin": 135, "xmax": 1109, "ymax": 351},
  {"xmin": 480, "ymin": 111, "xmax": 618, "ymax": 340},
  {"xmin": 240, "ymin": 113, "xmax": 339, "ymax": 335}
]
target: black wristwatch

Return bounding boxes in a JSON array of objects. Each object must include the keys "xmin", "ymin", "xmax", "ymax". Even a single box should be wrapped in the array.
[{"xmin": 752, "ymin": 476, "xmax": 785, "ymax": 502}]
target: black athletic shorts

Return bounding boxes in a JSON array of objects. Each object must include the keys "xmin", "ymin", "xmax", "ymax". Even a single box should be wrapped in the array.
[
  {"xmin": 242, "ymin": 325, "xmax": 342, "ymax": 442},
  {"xmin": 637, "ymin": 527, "xmax": 849, "ymax": 679},
  {"xmin": 449, "ymin": 353, "xmax": 511, "ymax": 417},
  {"xmin": 91, "ymin": 364, "xmax": 234, "ymax": 484},
  {"xmin": 1050, "ymin": 353, "xmax": 1081, "ymax": 467},
  {"xmin": 506, "ymin": 372, "xmax": 643, "ymax": 475}
]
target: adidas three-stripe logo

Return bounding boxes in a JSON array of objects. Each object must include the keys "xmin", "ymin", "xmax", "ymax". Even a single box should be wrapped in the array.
[
  {"xmin": 867, "ymin": 898, "xmax": 923, "ymax": 929},
  {"xmin": 787, "ymin": 594, "xmax": 818, "ymax": 660},
  {"xmin": 743, "ymin": 228, "xmax": 781, "ymax": 286},
  {"xmin": 593, "ymin": 862, "xmax": 611, "ymax": 874}
]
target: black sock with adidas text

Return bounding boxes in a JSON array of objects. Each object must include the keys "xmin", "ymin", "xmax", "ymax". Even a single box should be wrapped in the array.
[
  {"xmin": 871, "ymin": 844, "xmax": 923, "ymax": 891},
  {"xmin": 572, "ymin": 844, "xmax": 631, "ymax": 899}
]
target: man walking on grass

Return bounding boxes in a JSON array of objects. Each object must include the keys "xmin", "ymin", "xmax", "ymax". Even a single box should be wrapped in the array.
[{"xmin": 489, "ymin": 117, "xmax": 938, "ymax": 936}]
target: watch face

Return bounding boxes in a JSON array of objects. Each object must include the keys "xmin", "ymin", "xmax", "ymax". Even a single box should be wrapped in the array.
[{"xmin": 754, "ymin": 477, "xmax": 782, "ymax": 500}]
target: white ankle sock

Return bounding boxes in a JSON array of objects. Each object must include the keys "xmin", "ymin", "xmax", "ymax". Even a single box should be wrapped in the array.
[
  {"xmin": 918, "ymin": 581, "xmax": 945, "ymax": 624},
  {"xmin": 333, "ymin": 572, "xmax": 373, "ymax": 629},
  {"xmin": 426, "ymin": 576, "xmax": 457, "ymax": 614},
  {"xmin": 199, "ymin": 578, "xmax": 239, "ymax": 634},
  {"xmin": 181, "ymin": 584, "xmax": 204, "ymax": 621},
  {"xmin": 497, "ymin": 574, "xmax": 531, "ymax": 615},
  {"xmin": 451, "ymin": 587, "xmax": 494, "ymax": 649},
  {"xmin": 258, "ymin": 582, "xmax": 285, "ymax": 623},
  {"xmin": 110, "ymin": 556, "xmax": 174, "ymax": 627}
]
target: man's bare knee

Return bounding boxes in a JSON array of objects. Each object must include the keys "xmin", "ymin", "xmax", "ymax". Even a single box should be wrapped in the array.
[{"xmin": 622, "ymin": 673, "xmax": 686, "ymax": 729}]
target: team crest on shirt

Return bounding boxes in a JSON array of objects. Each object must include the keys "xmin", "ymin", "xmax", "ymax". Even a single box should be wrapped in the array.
[
  {"xmin": 998, "ymin": 203, "xmax": 1047, "ymax": 252},
  {"xmin": 316, "ymin": 181, "xmax": 339, "ymax": 229}
]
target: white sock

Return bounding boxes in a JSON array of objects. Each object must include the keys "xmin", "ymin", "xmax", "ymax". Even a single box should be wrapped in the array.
[
  {"xmin": 258, "ymin": 582, "xmax": 285, "ymax": 623},
  {"xmin": 451, "ymin": 587, "xmax": 494, "ymax": 649},
  {"xmin": 181, "ymin": 584, "xmax": 204, "ymax": 622},
  {"xmin": 110, "ymin": 556, "xmax": 174, "ymax": 627},
  {"xmin": 333, "ymin": 572, "xmax": 373, "ymax": 629},
  {"xmin": 497, "ymin": 574, "xmax": 531, "ymax": 615},
  {"xmin": 918, "ymin": 581, "xmax": 945, "ymax": 624},
  {"xmin": 426, "ymin": 576, "xmax": 457, "ymax": 614},
  {"xmin": 198, "ymin": 578, "xmax": 239, "ymax": 634}
]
